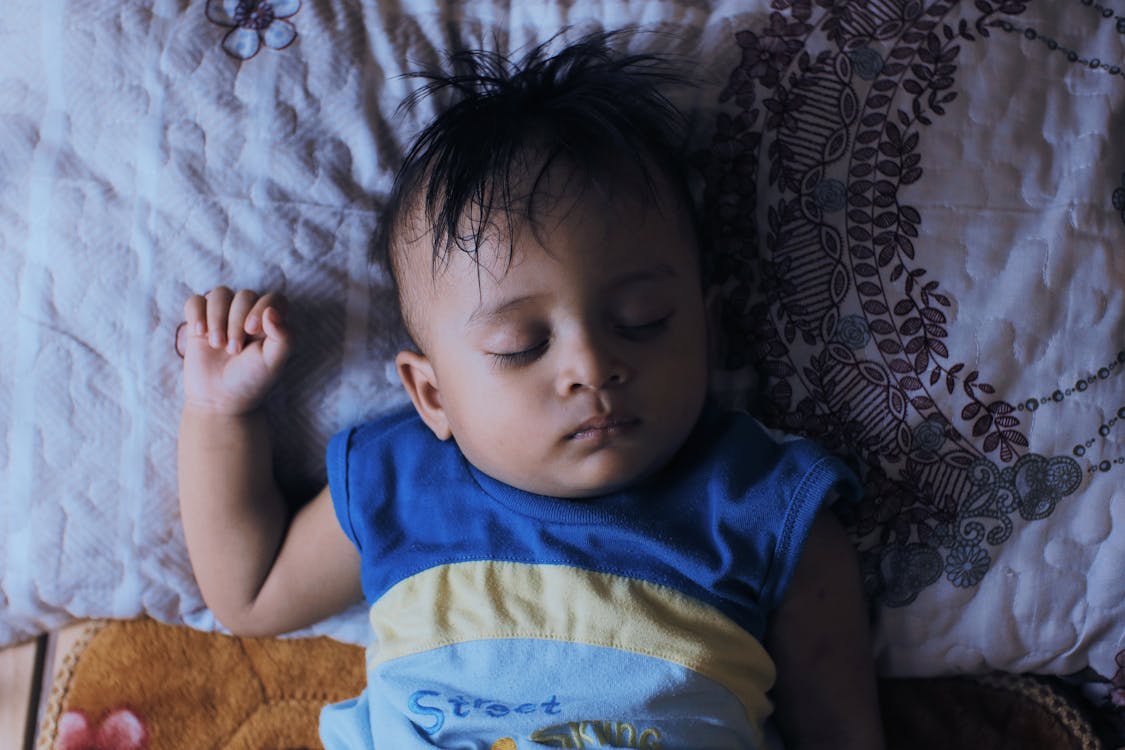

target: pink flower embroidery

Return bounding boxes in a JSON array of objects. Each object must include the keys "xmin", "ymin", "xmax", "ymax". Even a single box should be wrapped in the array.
[
  {"xmin": 55, "ymin": 709, "xmax": 148, "ymax": 750},
  {"xmin": 206, "ymin": 0, "xmax": 301, "ymax": 60}
]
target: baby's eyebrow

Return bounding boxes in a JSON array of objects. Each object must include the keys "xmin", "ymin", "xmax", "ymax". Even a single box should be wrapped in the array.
[
  {"xmin": 607, "ymin": 263, "xmax": 678, "ymax": 290},
  {"xmin": 465, "ymin": 263, "xmax": 679, "ymax": 328},
  {"xmin": 466, "ymin": 293, "xmax": 546, "ymax": 328}
]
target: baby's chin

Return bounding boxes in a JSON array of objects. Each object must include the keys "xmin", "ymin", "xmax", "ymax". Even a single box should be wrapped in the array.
[
  {"xmin": 460, "ymin": 426, "xmax": 692, "ymax": 499},
  {"xmin": 517, "ymin": 457, "xmax": 671, "ymax": 500}
]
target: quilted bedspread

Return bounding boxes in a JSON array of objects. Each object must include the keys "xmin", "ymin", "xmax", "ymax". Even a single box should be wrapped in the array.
[{"xmin": 1, "ymin": 0, "xmax": 1123, "ymax": 715}]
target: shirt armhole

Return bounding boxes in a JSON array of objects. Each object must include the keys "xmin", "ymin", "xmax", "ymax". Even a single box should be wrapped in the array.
[
  {"xmin": 326, "ymin": 427, "xmax": 361, "ymax": 551},
  {"xmin": 762, "ymin": 455, "xmax": 853, "ymax": 612}
]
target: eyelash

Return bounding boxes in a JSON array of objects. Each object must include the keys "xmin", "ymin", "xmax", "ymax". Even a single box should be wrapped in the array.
[
  {"xmin": 489, "ymin": 316, "xmax": 671, "ymax": 368},
  {"xmin": 490, "ymin": 341, "xmax": 549, "ymax": 368},
  {"xmin": 618, "ymin": 315, "xmax": 671, "ymax": 340}
]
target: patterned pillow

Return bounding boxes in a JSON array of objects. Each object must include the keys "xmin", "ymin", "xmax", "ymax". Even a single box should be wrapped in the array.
[
  {"xmin": 700, "ymin": 0, "xmax": 1124, "ymax": 705},
  {"xmin": 0, "ymin": 1, "xmax": 1121, "ymax": 724}
]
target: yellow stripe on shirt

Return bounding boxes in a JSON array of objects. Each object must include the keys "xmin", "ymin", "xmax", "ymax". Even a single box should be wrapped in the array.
[{"xmin": 367, "ymin": 560, "xmax": 776, "ymax": 729}]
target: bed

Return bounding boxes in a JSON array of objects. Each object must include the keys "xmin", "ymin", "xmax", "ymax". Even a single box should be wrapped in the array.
[{"xmin": 2, "ymin": 0, "xmax": 1123, "ymax": 745}]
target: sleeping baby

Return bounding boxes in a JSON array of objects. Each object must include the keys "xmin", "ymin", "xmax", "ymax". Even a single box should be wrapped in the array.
[{"xmin": 176, "ymin": 30, "xmax": 884, "ymax": 749}]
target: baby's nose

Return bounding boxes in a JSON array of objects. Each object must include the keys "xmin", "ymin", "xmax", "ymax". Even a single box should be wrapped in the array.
[{"xmin": 556, "ymin": 332, "xmax": 630, "ymax": 394}]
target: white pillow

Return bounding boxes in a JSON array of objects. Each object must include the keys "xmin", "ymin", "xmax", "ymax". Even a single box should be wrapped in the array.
[
  {"xmin": 702, "ymin": 0, "xmax": 1124, "ymax": 687},
  {"xmin": 1, "ymin": 0, "xmax": 1122, "ymax": 704}
]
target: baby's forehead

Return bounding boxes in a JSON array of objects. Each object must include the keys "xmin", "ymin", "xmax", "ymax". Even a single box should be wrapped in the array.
[
  {"xmin": 390, "ymin": 176, "xmax": 702, "ymax": 352},
  {"xmin": 397, "ymin": 158, "xmax": 689, "ymax": 269},
  {"xmin": 387, "ymin": 158, "xmax": 704, "ymax": 347}
]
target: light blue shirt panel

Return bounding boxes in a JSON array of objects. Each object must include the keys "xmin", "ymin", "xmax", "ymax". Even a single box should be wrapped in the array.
[{"xmin": 322, "ymin": 639, "xmax": 757, "ymax": 749}]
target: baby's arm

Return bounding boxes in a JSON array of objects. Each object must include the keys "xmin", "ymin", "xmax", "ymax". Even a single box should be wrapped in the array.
[
  {"xmin": 767, "ymin": 510, "xmax": 884, "ymax": 749},
  {"xmin": 178, "ymin": 287, "xmax": 362, "ymax": 637}
]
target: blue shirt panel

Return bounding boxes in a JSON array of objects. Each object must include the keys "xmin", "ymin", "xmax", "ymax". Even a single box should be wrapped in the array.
[{"xmin": 326, "ymin": 405, "xmax": 858, "ymax": 641}]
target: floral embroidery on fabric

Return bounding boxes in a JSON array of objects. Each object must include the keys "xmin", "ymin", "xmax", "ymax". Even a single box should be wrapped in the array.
[
  {"xmin": 55, "ymin": 708, "xmax": 148, "ymax": 750},
  {"xmin": 207, "ymin": 0, "xmax": 300, "ymax": 60},
  {"xmin": 700, "ymin": 0, "xmax": 1112, "ymax": 607}
]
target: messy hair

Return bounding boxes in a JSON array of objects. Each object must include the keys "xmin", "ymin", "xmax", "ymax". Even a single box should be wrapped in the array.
[{"xmin": 374, "ymin": 29, "xmax": 702, "ymax": 338}]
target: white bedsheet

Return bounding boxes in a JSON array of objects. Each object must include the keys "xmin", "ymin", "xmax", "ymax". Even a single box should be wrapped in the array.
[{"xmin": 1, "ymin": 0, "xmax": 1122, "ymax": 696}]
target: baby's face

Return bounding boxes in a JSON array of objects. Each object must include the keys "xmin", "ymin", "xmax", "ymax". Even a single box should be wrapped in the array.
[{"xmin": 397, "ymin": 175, "xmax": 710, "ymax": 498}]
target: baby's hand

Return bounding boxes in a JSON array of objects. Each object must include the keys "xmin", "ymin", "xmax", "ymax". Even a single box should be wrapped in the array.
[{"xmin": 179, "ymin": 287, "xmax": 291, "ymax": 415}]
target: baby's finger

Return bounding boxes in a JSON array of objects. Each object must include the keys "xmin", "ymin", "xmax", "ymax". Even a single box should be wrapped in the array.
[
  {"xmin": 227, "ymin": 289, "xmax": 259, "ymax": 353},
  {"xmin": 259, "ymin": 306, "xmax": 291, "ymax": 371},
  {"xmin": 204, "ymin": 286, "xmax": 234, "ymax": 349},
  {"xmin": 182, "ymin": 294, "xmax": 208, "ymax": 338},
  {"xmin": 245, "ymin": 292, "xmax": 288, "ymax": 336}
]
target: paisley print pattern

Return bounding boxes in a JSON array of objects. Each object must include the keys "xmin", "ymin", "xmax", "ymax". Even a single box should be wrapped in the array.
[{"xmin": 700, "ymin": 0, "xmax": 1093, "ymax": 606}]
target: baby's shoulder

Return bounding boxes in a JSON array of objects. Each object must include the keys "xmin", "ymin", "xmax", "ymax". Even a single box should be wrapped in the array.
[
  {"xmin": 343, "ymin": 404, "xmax": 425, "ymax": 442},
  {"xmin": 695, "ymin": 408, "xmax": 853, "ymax": 494},
  {"xmin": 699, "ymin": 408, "xmax": 794, "ymax": 463},
  {"xmin": 333, "ymin": 404, "xmax": 437, "ymax": 455},
  {"xmin": 328, "ymin": 405, "xmax": 434, "ymax": 473}
]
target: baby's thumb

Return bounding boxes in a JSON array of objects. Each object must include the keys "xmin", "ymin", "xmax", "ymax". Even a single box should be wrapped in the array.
[
  {"xmin": 175, "ymin": 322, "xmax": 190, "ymax": 359},
  {"xmin": 259, "ymin": 307, "xmax": 291, "ymax": 371}
]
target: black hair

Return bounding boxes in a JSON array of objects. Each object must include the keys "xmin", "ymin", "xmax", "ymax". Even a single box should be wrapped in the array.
[{"xmin": 373, "ymin": 29, "xmax": 703, "ymax": 337}]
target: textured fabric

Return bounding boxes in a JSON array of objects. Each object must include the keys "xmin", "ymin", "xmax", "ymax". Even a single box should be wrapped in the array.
[
  {"xmin": 34, "ymin": 619, "xmax": 1109, "ymax": 750},
  {"xmin": 5, "ymin": 0, "xmax": 1124, "ymax": 714},
  {"xmin": 321, "ymin": 406, "xmax": 857, "ymax": 748},
  {"xmin": 36, "ymin": 618, "xmax": 367, "ymax": 750}
]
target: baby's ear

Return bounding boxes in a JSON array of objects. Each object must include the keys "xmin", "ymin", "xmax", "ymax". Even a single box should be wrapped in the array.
[{"xmin": 395, "ymin": 349, "xmax": 453, "ymax": 440}]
